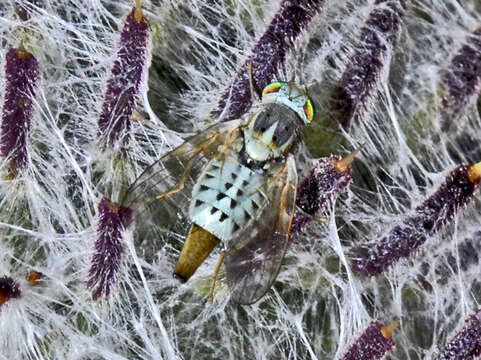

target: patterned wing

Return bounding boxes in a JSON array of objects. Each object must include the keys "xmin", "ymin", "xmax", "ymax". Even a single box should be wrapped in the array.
[
  {"xmin": 223, "ymin": 156, "xmax": 297, "ymax": 305},
  {"xmin": 121, "ymin": 119, "xmax": 243, "ymax": 236}
]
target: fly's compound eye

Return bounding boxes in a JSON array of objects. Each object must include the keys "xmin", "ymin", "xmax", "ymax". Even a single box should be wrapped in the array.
[
  {"xmin": 262, "ymin": 81, "xmax": 285, "ymax": 97},
  {"xmin": 303, "ymin": 98, "xmax": 314, "ymax": 123}
]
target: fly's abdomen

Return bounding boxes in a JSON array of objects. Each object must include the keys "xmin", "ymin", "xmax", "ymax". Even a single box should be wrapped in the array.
[{"xmin": 189, "ymin": 158, "xmax": 267, "ymax": 241}]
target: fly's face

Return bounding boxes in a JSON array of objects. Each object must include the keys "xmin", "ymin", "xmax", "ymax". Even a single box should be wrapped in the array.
[
  {"xmin": 244, "ymin": 82, "xmax": 315, "ymax": 162},
  {"xmin": 261, "ymin": 81, "xmax": 314, "ymax": 125}
]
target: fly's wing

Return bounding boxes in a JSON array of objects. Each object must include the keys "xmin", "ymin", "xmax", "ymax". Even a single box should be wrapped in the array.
[
  {"xmin": 223, "ymin": 156, "xmax": 297, "ymax": 305},
  {"xmin": 121, "ymin": 119, "xmax": 243, "ymax": 236}
]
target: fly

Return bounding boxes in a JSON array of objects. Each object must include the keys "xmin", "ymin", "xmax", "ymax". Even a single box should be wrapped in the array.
[{"xmin": 122, "ymin": 80, "xmax": 315, "ymax": 304}]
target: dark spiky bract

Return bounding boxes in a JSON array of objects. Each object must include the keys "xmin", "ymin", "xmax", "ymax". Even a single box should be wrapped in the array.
[
  {"xmin": 88, "ymin": 197, "xmax": 132, "ymax": 300},
  {"xmin": 291, "ymin": 156, "xmax": 352, "ymax": 235},
  {"xmin": 434, "ymin": 312, "xmax": 481, "ymax": 360},
  {"xmin": 0, "ymin": 47, "xmax": 39, "ymax": 175},
  {"xmin": 215, "ymin": 0, "xmax": 325, "ymax": 121},
  {"xmin": 98, "ymin": 8, "xmax": 150, "ymax": 148},
  {"xmin": 0, "ymin": 276, "xmax": 21, "ymax": 306},
  {"xmin": 14, "ymin": 0, "xmax": 44, "ymax": 21},
  {"xmin": 332, "ymin": 0, "xmax": 406, "ymax": 128},
  {"xmin": 352, "ymin": 165, "xmax": 480, "ymax": 276},
  {"xmin": 339, "ymin": 321, "xmax": 395, "ymax": 360},
  {"xmin": 440, "ymin": 28, "xmax": 481, "ymax": 130}
]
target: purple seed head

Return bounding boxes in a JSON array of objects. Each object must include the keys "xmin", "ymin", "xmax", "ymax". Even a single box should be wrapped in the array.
[
  {"xmin": 1, "ymin": 46, "xmax": 39, "ymax": 176},
  {"xmin": 14, "ymin": 0, "xmax": 44, "ymax": 21},
  {"xmin": 98, "ymin": 5, "xmax": 150, "ymax": 148},
  {"xmin": 352, "ymin": 164, "xmax": 481, "ymax": 277},
  {"xmin": 339, "ymin": 321, "xmax": 397, "ymax": 360},
  {"xmin": 0, "ymin": 276, "xmax": 21, "ymax": 306},
  {"xmin": 214, "ymin": 0, "xmax": 326, "ymax": 121},
  {"xmin": 291, "ymin": 154, "xmax": 353, "ymax": 235},
  {"xmin": 331, "ymin": 0, "xmax": 406, "ymax": 128},
  {"xmin": 440, "ymin": 27, "xmax": 481, "ymax": 130},
  {"xmin": 434, "ymin": 312, "xmax": 481, "ymax": 360},
  {"xmin": 88, "ymin": 197, "xmax": 132, "ymax": 300}
]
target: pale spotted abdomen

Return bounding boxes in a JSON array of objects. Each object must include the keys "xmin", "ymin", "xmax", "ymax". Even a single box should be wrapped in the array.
[{"xmin": 189, "ymin": 157, "xmax": 268, "ymax": 242}]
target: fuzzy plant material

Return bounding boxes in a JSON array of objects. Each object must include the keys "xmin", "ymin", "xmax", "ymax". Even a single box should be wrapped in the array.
[
  {"xmin": 1, "ymin": 0, "xmax": 481, "ymax": 359},
  {"xmin": 440, "ymin": 27, "xmax": 481, "ymax": 130},
  {"xmin": 14, "ymin": 0, "xmax": 44, "ymax": 21},
  {"xmin": 88, "ymin": 197, "xmax": 132, "ymax": 300},
  {"xmin": 434, "ymin": 312, "xmax": 481, "ymax": 360},
  {"xmin": 97, "ymin": 2, "xmax": 151, "ymax": 149},
  {"xmin": 0, "ymin": 276, "xmax": 21, "ymax": 306},
  {"xmin": 0, "ymin": 46, "xmax": 39, "ymax": 176},
  {"xmin": 331, "ymin": 0, "xmax": 407, "ymax": 128},
  {"xmin": 338, "ymin": 321, "xmax": 397, "ymax": 360},
  {"xmin": 351, "ymin": 163, "xmax": 481, "ymax": 276},
  {"xmin": 291, "ymin": 153, "xmax": 353, "ymax": 235}
]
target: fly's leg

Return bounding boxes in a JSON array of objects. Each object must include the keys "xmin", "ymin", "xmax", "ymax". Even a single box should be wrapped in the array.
[
  {"xmin": 248, "ymin": 162, "xmax": 288, "ymax": 198},
  {"xmin": 295, "ymin": 206, "xmax": 328, "ymax": 224},
  {"xmin": 154, "ymin": 135, "xmax": 218, "ymax": 200},
  {"xmin": 208, "ymin": 251, "xmax": 225, "ymax": 304},
  {"xmin": 154, "ymin": 156, "xmax": 196, "ymax": 199},
  {"xmin": 315, "ymin": 216, "xmax": 328, "ymax": 224}
]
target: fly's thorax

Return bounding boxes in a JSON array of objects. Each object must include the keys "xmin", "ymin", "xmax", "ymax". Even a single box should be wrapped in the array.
[{"xmin": 243, "ymin": 103, "xmax": 303, "ymax": 162}]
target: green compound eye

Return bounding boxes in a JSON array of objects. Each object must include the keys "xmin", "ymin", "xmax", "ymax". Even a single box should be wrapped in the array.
[
  {"xmin": 303, "ymin": 98, "xmax": 314, "ymax": 123},
  {"xmin": 261, "ymin": 81, "xmax": 285, "ymax": 97}
]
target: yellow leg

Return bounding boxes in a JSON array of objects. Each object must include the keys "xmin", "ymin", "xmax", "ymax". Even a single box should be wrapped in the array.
[
  {"xmin": 154, "ymin": 158, "xmax": 196, "ymax": 199},
  {"xmin": 155, "ymin": 182, "xmax": 185, "ymax": 200},
  {"xmin": 208, "ymin": 251, "xmax": 225, "ymax": 304},
  {"xmin": 317, "ymin": 216, "xmax": 329, "ymax": 224},
  {"xmin": 155, "ymin": 135, "xmax": 217, "ymax": 200}
]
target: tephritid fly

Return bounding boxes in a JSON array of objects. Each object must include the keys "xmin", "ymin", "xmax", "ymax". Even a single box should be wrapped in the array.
[{"xmin": 122, "ymin": 80, "xmax": 314, "ymax": 304}]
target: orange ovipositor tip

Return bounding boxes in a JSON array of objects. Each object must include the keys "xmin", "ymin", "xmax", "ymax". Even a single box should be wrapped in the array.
[{"xmin": 174, "ymin": 224, "xmax": 219, "ymax": 282}]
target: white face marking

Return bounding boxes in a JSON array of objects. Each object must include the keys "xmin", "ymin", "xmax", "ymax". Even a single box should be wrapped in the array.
[{"xmin": 260, "ymin": 121, "xmax": 278, "ymax": 144}]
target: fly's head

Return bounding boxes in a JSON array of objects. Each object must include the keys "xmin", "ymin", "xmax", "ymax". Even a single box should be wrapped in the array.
[{"xmin": 243, "ymin": 81, "xmax": 315, "ymax": 162}]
